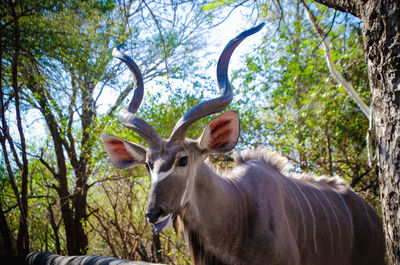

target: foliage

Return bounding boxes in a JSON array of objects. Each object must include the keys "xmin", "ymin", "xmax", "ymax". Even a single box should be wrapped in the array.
[
  {"xmin": 1, "ymin": 0, "xmax": 213, "ymax": 260},
  {"xmin": 230, "ymin": 1, "xmax": 379, "ymax": 208}
]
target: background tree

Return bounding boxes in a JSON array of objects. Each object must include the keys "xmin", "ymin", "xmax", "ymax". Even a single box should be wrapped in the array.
[
  {"xmin": 0, "ymin": 0, "xmax": 65, "ymax": 255},
  {"xmin": 1, "ymin": 0, "xmax": 214, "ymax": 257}
]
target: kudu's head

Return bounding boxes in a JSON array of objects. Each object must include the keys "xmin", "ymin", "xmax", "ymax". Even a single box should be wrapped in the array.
[{"xmin": 102, "ymin": 24, "xmax": 264, "ymax": 232}]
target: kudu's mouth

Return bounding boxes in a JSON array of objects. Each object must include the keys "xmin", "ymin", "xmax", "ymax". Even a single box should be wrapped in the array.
[
  {"xmin": 146, "ymin": 206, "xmax": 175, "ymax": 232},
  {"xmin": 152, "ymin": 213, "xmax": 172, "ymax": 233}
]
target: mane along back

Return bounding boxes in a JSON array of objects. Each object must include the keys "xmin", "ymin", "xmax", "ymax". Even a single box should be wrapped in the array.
[
  {"xmin": 235, "ymin": 148, "xmax": 290, "ymax": 174},
  {"xmin": 235, "ymin": 148, "xmax": 348, "ymax": 188}
]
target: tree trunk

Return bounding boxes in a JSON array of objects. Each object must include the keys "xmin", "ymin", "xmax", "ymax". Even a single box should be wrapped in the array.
[
  {"xmin": 34, "ymin": 92, "xmax": 87, "ymax": 255},
  {"xmin": 151, "ymin": 232, "xmax": 163, "ymax": 263},
  {"xmin": 71, "ymin": 178, "xmax": 89, "ymax": 255},
  {"xmin": 312, "ymin": 0, "xmax": 400, "ymax": 263},
  {"xmin": 362, "ymin": 1, "xmax": 400, "ymax": 264},
  {"xmin": 47, "ymin": 203, "xmax": 61, "ymax": 254},
  {"xmin": 31, "ymin": 77, "xmax": 93, "ymax": 255},
  {"xmin": 0, "ymin": 202, "xmax": 16, "ymax": 256},
  {"xmin": 2, "ymin": 1, "xmax": 31, "ymax": 254}
]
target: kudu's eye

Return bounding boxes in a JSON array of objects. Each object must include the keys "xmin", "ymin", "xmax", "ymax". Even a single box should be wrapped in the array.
[{"xmin": 178, "ymin": 156, "xmax": 188, "ymax": 167}]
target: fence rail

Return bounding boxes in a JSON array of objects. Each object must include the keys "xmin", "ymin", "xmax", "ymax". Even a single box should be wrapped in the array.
[{"xmin": 0, "ymin": 252, "xmax": 165, "ymax": 265}]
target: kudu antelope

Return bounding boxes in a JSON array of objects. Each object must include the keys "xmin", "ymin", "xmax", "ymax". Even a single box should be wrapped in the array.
[{"xmin": 102, "ymin": 24, "xmax": 385, "ymax": 265}]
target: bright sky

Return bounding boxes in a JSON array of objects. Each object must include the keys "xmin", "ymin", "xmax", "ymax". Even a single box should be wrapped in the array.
[{"xmin": 12, "ymin": 6, "xmax": 265, "ymax": 144}]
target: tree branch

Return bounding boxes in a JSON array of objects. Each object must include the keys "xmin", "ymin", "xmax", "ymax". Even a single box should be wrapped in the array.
[
  {"xmin": 38, "ymin": 152, "xmax": 59, "ymax": 180},
  {"xmin": 107, "ymin": 82, "xmax": 133, "ymax": 117},
  {"xmin": 142, "ymin": 0, "xmax": 169, "ymax": 74},
  {"xmin": 311, "ymin": 0, "xmax": 360, "ymax": 18},
  {"xmin": 302, "ymin": 1, "xmax": 370, "ymax": 119}
]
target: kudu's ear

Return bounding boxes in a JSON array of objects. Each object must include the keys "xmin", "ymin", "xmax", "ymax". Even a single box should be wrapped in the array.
[
  {"xmin": 101, "ymin": 134, "xmax": 146, "ymax": 169},
  {"xmin": 198, "ymin": 110, "xmax": 240, "ymax": 153}
]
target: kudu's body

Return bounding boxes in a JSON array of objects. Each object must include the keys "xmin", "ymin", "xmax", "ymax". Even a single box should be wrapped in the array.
[
  {"xmin": 176, "ymin": 149, "xmax": 385, "ymax": 265},
  {"xmin": 102, "ymin": 24, "xmax": 385, "ymax": 265}
]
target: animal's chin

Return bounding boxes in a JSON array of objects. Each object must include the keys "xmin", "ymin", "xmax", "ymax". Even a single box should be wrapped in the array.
[{"xmin": 154, "ymin": 214, "xmax": 172, "ymax": 233}]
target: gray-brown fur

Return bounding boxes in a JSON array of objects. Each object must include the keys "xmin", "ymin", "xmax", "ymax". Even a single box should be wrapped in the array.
[{"xmin": 175, "ymin": 148, "xmax": 385, "ymax": 265}]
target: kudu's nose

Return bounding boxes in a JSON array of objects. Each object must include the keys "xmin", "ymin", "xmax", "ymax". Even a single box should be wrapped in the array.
[{"xmin": 145, "ymin": 208, "xmax": 163, "ymax": 223}]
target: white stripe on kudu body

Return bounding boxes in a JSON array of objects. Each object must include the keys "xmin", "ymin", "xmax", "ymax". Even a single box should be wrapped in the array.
[
  {"xmin": 310, "ymin": 188, "xmax": 335, "ymax": 256},
  {"xmin": 292, "ymin": 181, "xmax": 318, "ymax": 254},
  {"xmin": 336, "ymin": 190, "xmax": 354, "ymax": 249},
  {"xmin": 286, "ymin": 184, "xmax": 308, "ymax": 247},
  {"xmin": 317, "ymin": 187, "xmax": 343, "ymax": 244}
]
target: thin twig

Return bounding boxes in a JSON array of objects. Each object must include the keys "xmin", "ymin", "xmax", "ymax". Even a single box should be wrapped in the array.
[{"xmin": 142, "ymin": 0, "xmax": 169, "ymax": 74}]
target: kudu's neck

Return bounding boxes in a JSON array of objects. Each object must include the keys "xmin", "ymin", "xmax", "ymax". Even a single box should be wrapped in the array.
[{"xmin": 179, "ymin": 162, "xmax": 255, "ymax": 264}]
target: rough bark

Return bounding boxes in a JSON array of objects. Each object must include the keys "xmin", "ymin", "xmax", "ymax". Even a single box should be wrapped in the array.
[
  {"xmin": 312, "ymin": 0, "xmax": 400, "ymax": 263},
  {"xmin": 362, "ymin": 1, "xmax": 400, "ymax": 264},
  {"xmin": 312, "ymin": 0, "xmax": 360, "ymax": 17}
]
